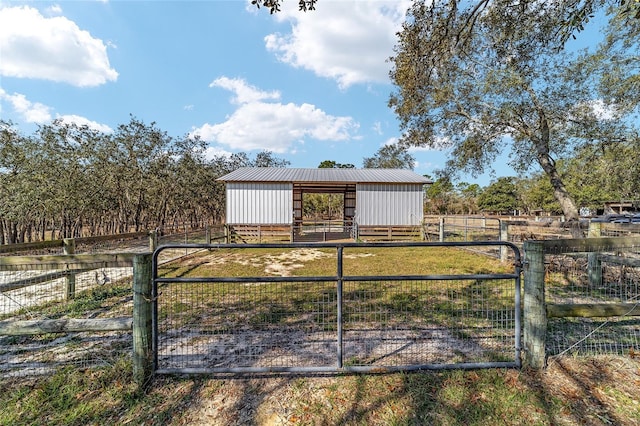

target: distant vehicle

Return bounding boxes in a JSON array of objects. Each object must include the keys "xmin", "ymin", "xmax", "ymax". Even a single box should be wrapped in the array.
[
  {"xmin": 590, "ymin": 214, "xmax": 625, "ymax": 223},
  {"xmin": 591, "ymin": 213, "xmax": 640, "ymax": 224}
]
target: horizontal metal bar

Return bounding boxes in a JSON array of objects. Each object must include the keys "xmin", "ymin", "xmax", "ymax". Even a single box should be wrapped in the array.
[
  {"xmin": 156, "ymin": 361, "xmax": 518, "ymax": 375},
  {"xmin": 343, "ymin": 273, "xmax": 519, "ymax": 282},
  {"xmin": 154, "ymin": 276, "xmax": 337, "ymax": 284},
  {"xmin": 155, "ymin": 240, "xmax": 520, "ymax": 251},
  {"xmin": 156, "ymin": 366, "xmax": 338, "ymax": 374},
  {"xmin": 155, "ymin": 273, "xmax": 518, "ymax": 284}
]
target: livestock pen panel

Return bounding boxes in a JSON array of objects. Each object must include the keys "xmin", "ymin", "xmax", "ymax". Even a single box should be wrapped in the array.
[{"xmin": 153, "ymin": 242, "xmax": 522, "ymax": 374}]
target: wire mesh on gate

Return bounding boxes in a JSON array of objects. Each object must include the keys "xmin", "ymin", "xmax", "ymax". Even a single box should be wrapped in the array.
[
  {"xmin": 0, "ymin": 259, "xmax": 134, "ymax": 377},
  {"xmin": 154, "ymin": 242, "xmax": 521, "ymax": 374},
  {"xmin": 544, "ymin": 239, "xmax": 640, "ymax": 358},
  {"xmin": 341, "ymin": 278, "xmax": 517, "ymax": 367},
  {"xmin": 156, "ymin": 279, "xmax": 339, "ymax": 371}
]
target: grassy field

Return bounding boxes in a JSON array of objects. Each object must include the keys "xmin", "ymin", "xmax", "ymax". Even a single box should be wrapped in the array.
[
  {"xmin": 1, "ymin": 355, "xmax": 639, "ymax": 425},
  {"xmin": 1, "ymin": 245, "xmax": 639, "ymax": 425}
]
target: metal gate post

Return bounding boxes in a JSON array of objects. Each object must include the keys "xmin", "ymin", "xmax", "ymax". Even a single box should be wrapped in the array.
[{"xmin": 336, "ymin": 246, "xmax": 344, "ymax": 369}]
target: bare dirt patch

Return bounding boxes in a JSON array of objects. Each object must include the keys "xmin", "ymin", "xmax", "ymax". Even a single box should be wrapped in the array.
[{"xmin": 184, "ymin": 248, "xmax": 375, "ymax": 277}]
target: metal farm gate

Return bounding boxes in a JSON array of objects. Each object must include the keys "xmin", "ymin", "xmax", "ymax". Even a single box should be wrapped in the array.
[{"xmin": 152, "ymin": 241, "xmax": 522, "ymax": 374}]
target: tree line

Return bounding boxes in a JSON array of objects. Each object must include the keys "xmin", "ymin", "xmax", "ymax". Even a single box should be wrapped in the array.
[
  {"xmin": 426, "ymin": 136, "xmax": 640, "ymax": 216},
  {"xmin": 0, "ymin": 118, "xmax": 289, "ymax": 244}
]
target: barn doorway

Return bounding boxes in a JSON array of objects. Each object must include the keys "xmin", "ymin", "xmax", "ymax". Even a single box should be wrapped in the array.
[{"xmin": 293, "ymin": 184, "xmax": 355, "ymax": 242}]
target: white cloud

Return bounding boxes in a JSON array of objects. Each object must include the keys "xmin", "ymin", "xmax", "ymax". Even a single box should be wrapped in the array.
[
  {"xmin": 57, "ymin": 114, "xmax": 113, "ymax": 133},
  {"xmin": 264, "ymin": 1, "xmax": 411, "ymax": 89},
  {"xmin": 193, "ymin": 101, "xmax": 358, "ymax": 153},
  {"xmin": 0, "ymin": 88, "xmax": 52, "ymax": 123},
  {"xmin": 585, "ymin": 99, "xmax": 618, "ymax": 120},
  {"xmin": 210, "ymin": 77, "xmax": 280, "ymax": 105},
  {"xmin": 382, "ymin": 137, "xmax": 398, "ymax": 146},
  {"xmin": 0, "ymin": 89, "xmax": 112, "ymax": 131},
  {"xmin": 407, "ymin": 145, "xmax": 436, "ymax": 152},
  {"xmin": 0, "ymin": 6, "xmax": 118, "ymax": 87},
  {"xmin": 194, "ymin": 76, "xmax": 358, "ymax": 153}
]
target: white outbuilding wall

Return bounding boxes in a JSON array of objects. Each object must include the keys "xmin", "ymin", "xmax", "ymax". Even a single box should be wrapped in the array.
[
  {"xmin": 225, "ymin": 182, "xmax": 293, "ymax": 224},
  {"xmin": 355, "ymin": 183, "xmax": 424, "ymax": 226}
]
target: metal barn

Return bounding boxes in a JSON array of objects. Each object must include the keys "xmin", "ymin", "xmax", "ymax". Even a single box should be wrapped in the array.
[{"xmin": 217, "ymin": 168, "xmax": 430, "ymax": 242}]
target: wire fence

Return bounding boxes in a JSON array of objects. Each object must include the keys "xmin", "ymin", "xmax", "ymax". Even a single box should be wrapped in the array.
[
  {"xmin": 0, "ymin": 258, "xmax": 134, "ymax": 377},
  {"xmin": 544, "ymin": 238, "xmax": 640, "ymax": 358},
  {"xmin": 599, "ymin": 223, "xmax": 640, "ymax": 238}
]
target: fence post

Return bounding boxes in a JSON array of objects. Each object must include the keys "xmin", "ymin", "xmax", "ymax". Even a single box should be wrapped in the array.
[
  {"xmin": 439, "ymin": 217, "xmax": 445, "ymax": 242},
  {"xmin": 500, "ymin": 220, "xmax": 509, "ymax": 262},
  {"xmin": 205, "ymin": 226, "xmax": 211, "ymax": 245},
  {"xmin": 464, "ymin": 216, "xmax": 468, "ymax": 241},
  {"xmin": 224, "ymin": 224, "xmax": 230, "ymax": 243},
  {"xmin": 148, "ymin": 230, "xmax": 158, "ymax": 252},
  {"xmin": 588, "ymin": 221, "xmax": 602, "ymax": 238},
  {"xmin": 63, "ymin": 238, "xmax": 76, "ymax": 299},
  {"xmin": 133, "ymin": 253, "xmax": 153, "ymax": 388},
  {"xmin": 523, "ymin": 240, "xmax": 547, "ymax": 369},
  {"xmin": 587, "ymin": 222, "xmax": 602, "ymax": 286}
]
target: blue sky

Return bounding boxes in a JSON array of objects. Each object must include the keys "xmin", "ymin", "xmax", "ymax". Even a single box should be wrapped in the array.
[{"xmin": 0, "ymin": 1, "xmax": 606, "ymax": 186}]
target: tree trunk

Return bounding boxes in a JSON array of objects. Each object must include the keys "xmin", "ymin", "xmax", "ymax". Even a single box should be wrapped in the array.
[{"xmin": 535, "ymin": 112, "xmax": 583, "ymax": 238}]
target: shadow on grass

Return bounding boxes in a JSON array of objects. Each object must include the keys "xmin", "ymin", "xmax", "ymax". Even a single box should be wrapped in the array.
[{"xmin": 4, "ymin": 357, "xmax": 640, "ymax": 425}]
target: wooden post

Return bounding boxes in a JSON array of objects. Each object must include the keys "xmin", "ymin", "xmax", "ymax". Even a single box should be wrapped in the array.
[
  {"xmin": 464, "ymin": 216, "xmax": 468, "ymax": 241},
  {"xmin": 133, "ymin": 253, "xmax": 153, "ymax": 388},
  {"xmin": 500, "ymin": 220, "xmax": 509, "ymax": 262},
  {"xmin": 224, "ymin": 224, "xmax": 230, "ymax": 243},
  {"xmin": 205, "ymin": 226, "xmax": 211, "ymax": 245},
  {"xmin": 588, "ymin": 221, "xmax": 602, "ymax": 238},
  {"xmin": 148, "ymin": 230, "xmax": 158, "ymax": 252},
  {"xmin": 63, "ymin": 238, "xmax": 76, "ymax": 299},
  {"xmin": 439, "ymin": 217, "xmax": 445, "ymax": 242},
  {"xmin": 587, "ymin": 221, "xmax": 602, "ymax": 287},
  {"xmin": 63, "ymin": 238, "xmax": 75, "ymax": 255},
  {"xmin": 523, "ymin": 240, "xmax": 547, "ymax": 369}
]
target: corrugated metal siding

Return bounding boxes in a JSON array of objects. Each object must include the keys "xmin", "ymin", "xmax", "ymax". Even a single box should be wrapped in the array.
[
  {"xmin": 355, "ymin": 184, "xmax": 424, "ymax": 226},
  {"xmin": 218, "ymin": 167, "xmax": 431, "ymax": 184},
  {"xmin": 226, "ymin": 183, "xmax": 293, "ymax": 224}
]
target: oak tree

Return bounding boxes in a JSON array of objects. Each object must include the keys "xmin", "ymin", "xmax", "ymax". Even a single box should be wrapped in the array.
[{"xmin": 389, "ymin": 1, "xmax": 638, "ymax": 235}]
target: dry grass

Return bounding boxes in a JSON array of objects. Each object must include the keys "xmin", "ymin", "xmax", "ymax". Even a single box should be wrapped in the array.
[
  {"xmin": 162, "ymin": 355, "xmax": 640, "ymax": 425},
  {"xmin": 3, "ymin": 355, "xmax": 638, "ymax": 425}
]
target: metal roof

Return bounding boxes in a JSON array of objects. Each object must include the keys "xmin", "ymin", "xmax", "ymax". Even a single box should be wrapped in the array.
[{"xmin": 217, "ymin": 168, "xmax": 431, "ymax": 184}]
